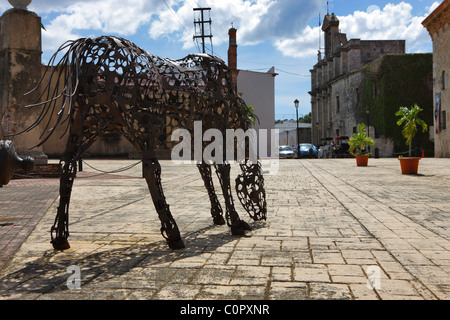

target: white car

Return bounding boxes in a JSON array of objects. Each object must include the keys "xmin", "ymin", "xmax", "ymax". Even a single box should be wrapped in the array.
[{"xmin": 279, "ymin": 146, "xmax": 295, "ymax": 159}]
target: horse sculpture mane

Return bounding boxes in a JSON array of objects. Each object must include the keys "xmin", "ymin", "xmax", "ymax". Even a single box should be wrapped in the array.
[{"xmin": 20, "ymin": 36, "xmax": 267, "ymax": 250}]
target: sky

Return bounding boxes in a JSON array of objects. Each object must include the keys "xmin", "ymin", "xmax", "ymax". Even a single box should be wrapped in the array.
[{"xmin": 0, "ymin": 0, "xmax": 442, "ymax": 120}]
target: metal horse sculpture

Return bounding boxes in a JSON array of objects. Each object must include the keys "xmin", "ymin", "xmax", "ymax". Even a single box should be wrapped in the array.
[{"xmin": 23, "ymin": 36, "xmax": 266, "ymax": 250}]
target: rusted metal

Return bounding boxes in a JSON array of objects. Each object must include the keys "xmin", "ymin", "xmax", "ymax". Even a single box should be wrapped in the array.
[{"xmin": 21, "ymin": 36, "xmax": 266, "ymax": 250}]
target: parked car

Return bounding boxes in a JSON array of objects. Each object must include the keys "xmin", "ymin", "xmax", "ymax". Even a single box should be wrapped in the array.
[
  {"xmin": 279, "ymin": 145, "xmax": 295, "ymax": 159},
  {"xmin": 298, "ymin": 144, "xmax": 319, "ymax": 158}
]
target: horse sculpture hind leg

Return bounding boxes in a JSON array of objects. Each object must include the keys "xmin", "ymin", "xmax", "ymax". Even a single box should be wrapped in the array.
[
  {"xmin": 51, "ymin": 100, "xmax": 107, "ymax": 250},
  {"xmin": 51, "ymin": 131, "xmax": 84, "ymax": 250},
  {"xmin": 142, "ymin": 150, "xmax": 185, "ymax": 249}
]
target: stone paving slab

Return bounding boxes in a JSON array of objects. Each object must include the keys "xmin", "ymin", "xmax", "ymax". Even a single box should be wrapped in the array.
[
  {"xmin": 0, "ymin": 178, "xmax": 60, "ymax": 272},
  {"xmin": 0, "ymin": 158, "xmax": 449, "ymax": 300}
]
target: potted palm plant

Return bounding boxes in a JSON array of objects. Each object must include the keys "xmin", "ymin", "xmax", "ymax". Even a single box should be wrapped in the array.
[
  {"xmin": 348, "ymin": 123, "xmax": 375, "ymax": 166},
  {"xmin": 395, "ymin": 104, "xmax": 428, "ymax": 174}
]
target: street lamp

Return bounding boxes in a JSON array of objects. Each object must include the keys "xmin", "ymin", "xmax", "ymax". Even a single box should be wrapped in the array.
[
  {"xmin": 315, "ymin": 122, "xmax": 319, "ymax": 147},
  {"xmin": 294, "ymin": 99, "xmax": 300, "ymax": 159},
  {"xmin": 365, "ymin": 106, "xmax": 370, "ymax": 139},
  {"xmin": 366, "ymin": 106, "xmax": 371, "ymax": 154}
]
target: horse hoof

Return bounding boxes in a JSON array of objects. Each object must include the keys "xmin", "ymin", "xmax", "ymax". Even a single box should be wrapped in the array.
[
  {"xmin": 52, "ymin": 237, "xmax": 70, "ymax": 250},
  {"xmin": 213, "ymin": 215, "xmax": 226, "ymax": 226},
  {"xmin": 241, "ymin": 221, "xmax": 252, "ymax": 231},
  {"xmin": 168, "ymin": 238, "xmax": 185, "ymax": 250},
  {"xmin": 231, "ymin": 226, "xmax": 246, "ymax": 236},
  {"xmin": 231, "ymin": 220, "xmax": 251, "ymax": 235}
]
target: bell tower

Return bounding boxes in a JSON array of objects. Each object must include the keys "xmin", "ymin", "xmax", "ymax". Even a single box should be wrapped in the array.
[{"xmin": 322, "ymin": 13, "xmax": 340, "ymax": 58}]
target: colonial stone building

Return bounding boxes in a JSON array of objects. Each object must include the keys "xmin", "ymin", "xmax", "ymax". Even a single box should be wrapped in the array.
[
  {"xmin": 423, "ymin": 0, "xmax": 450, "ymax": 158},
  {"xmin": 310, "ymin": 13, "xmax": 405, "ymax": 147},
  {"xmin": 310, "ymin": 13, "xmax": 434, "ymax": 157}
]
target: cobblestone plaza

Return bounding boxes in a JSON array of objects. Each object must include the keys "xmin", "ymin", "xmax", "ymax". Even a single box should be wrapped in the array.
[{"xmin": 1, "ymin": 158, "xmax": 449, "ymax": 300}]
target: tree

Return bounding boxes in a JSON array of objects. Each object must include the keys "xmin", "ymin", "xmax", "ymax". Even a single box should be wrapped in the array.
[
  {"xmin": 299, "ymin": 112, "xmax": 312, "ymax": 123},
  {"xmin": 395, "ymin": 104, "xmax": 428, "ymax": 157},
  {"xmin": 348, "ymin": 123, "xmax": 375, "ymax": 155}
]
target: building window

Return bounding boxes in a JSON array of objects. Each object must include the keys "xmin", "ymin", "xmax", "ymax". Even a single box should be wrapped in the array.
[
  {"xmin": 336, "ymin": 96, "xmax": 340, "ymax": 113},
  {"xmin": 441, "ymin": 110, "xmax": 447, "ymax": 131},
  {"xmin": 356, "ymin": 88, "xmax": 361, "ymax": 107},
  {"xmin": 442, "ymin": 71, "xmax": 446, "ymax": 90},
  {"xmin": 373, "ymin": 81, "xmax": 378, "ymax": 99}
]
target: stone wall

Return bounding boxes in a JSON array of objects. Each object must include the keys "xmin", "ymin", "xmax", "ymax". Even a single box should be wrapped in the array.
[
  {"xmin": 0, "ymin": 8, "xmax": 43, "ymax": 155},
  {"xmin": 360, "ymin": 40, "xmax": 405, "ymax": 65},
  {"xmin": 317, "ymin": 53, "xmax": 433, "ymax": 158},
  {"xmin": 360, "ymin": 54, "xmax": 434, "ymax": 157},
  {"xmin": 329, "ymin": 70, "xmax": 364, "ymax": 139},
  {"xmin": 433, "ymin": 24, "xmax": 450, "ymax": 157},
  {"xmin": 423, "ymin": 0, "xmax": 450, "ymax": 157}
]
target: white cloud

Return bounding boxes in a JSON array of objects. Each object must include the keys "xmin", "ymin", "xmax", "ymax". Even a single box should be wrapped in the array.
[
  {"xmin": 39, "ymin": 0, "xmax": 162, "ymax": 51},
  {"xmin": 1, "ymin": 0, "xmax": 436, "ymax": 60},
  {"xmin": 148, "ymin": 0, "xmax": 326, "ymax": 50},
  {"xmin": 275, "ymin": 1, "xmax": 437, "ymax": 58},
  {"xmin": 275, "ymin": 26, "xmax": 322, "ymax": 58},
  {"xmin": 27, "ymin": 0, "xmax": 324, "ymax": 52}
]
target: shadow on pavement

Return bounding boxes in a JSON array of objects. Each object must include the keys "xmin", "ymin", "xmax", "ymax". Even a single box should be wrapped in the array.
[{"xmin": 0, "ymin": 221, "xmax": 267, "ymax": 297}]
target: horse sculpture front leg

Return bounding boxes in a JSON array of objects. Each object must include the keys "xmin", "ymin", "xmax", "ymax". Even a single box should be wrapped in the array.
[
  {"xmin": 142, "ymin": 150, "xmax": 185, "ymax": 249},
  {"xmin": 215, "ymin": 163, "xmax": 251, "ymax": 235}
]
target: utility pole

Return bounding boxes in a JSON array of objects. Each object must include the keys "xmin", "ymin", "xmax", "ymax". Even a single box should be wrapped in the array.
[{"xmin": 193, "ymin": 7, "xmax": 213, "ymax": 54}]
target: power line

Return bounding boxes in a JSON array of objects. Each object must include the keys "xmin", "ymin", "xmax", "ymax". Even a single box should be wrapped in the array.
[
  {"xmin": 184, "ymin": 0, "xmax": 194, "ymax": 9},
  {"xmin": 276, "ymin": 68, "xmax": 310, "ymax": 77},
  {"xmin": 237, "ymin": 58, "xmax": 313, "ymax": 68},
  {"xmin": 163, "ymin": 0, "xmax": 190, "ymax": 34}
]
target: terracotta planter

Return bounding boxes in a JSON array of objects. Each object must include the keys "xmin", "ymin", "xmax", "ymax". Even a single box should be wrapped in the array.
[
  {"xmin": 398, "ymin": 157, "xmax": 421, "ymax": 174},
  {"xmin": 355, "ymin": 154, "xmax": 370, "ymax": 167}
]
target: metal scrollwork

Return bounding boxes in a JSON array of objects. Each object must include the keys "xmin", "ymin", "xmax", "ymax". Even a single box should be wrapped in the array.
[{"xmin": 235, "ymin": 159, "xmax": 267, "ymax": 222}]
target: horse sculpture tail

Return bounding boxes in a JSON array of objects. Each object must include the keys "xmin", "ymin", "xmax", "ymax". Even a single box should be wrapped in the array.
[{"xmin": 6, "ymin": 39, "xmax": 84, "ymax": 146}]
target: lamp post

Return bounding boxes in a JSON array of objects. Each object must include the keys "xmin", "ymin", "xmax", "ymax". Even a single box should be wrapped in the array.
[
  {"xmin": 315, "ymin": 122, "xmax": 319, "ymax": 147},
  {"xmin": 294, "ymin": 99, "xmax": 300, "ymax": 159},
  {"xmin": 365, "ymin": 106, "xmax": 370, "ymax": 138},
  {"xmin": 366, "ymin": 106, "xmax": 371, "ymax": 154}
]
